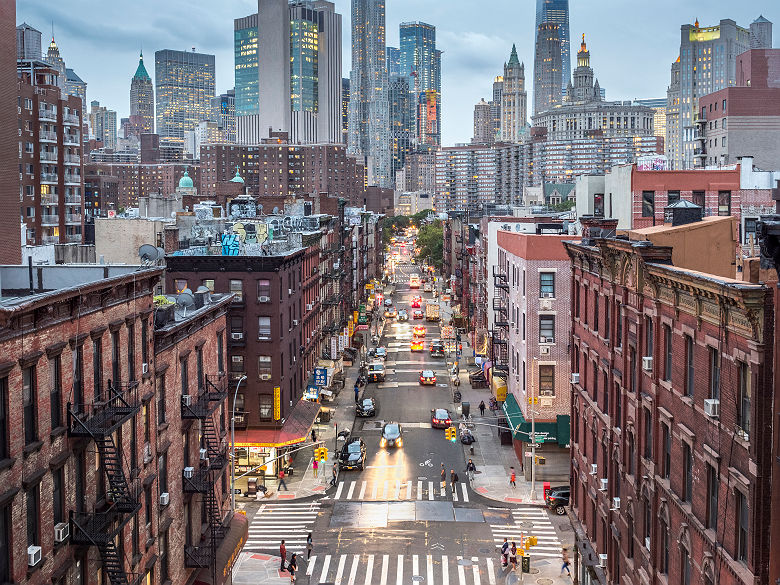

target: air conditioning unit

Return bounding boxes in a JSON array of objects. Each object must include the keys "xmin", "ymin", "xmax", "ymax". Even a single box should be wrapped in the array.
[
  {"xmin": 54, "ymin": 522, "xmax": 70, "ymax": 543},
  {"xmin": 540, "ymin": 299, "xmax": 552, "ymax": 311},
  {"xmin": 143, "ymin": 442, "xmax": 153, "ymax": 464},
  {"xmin": 258, "ymin": 296, "xmax": 270, "ymax": 303},
  {"xmin": 260, "ymin": 374, "xmax": 272, "ymax": 381},
  {"xmin": 306, "ymin": 303, "xmax": 313, "ymax": 311},
  {"xmin": 590, "ymin": 463, "xmax": 598, "ymax": 475},
  {"xmin": 28, "ymin": 545, "xmax": 42, "ymax": 567},
  {"xmin": 540, "ymin": 346, "xmax": 550, "ymax": 355},
  {"xmin": 231, "ymin": 332, "xmax": 244, "ymax": 340},
  {"xmin": 182, "ymin": 394, "xmax": 192, "ymax": 407},
  {"xmin": 611, "ymin": 497, "xmax": 621, "ymax": 511},
  {"xmin": 183, "ymin": 466, "xmax": 194, "ymax": 479},
  {"xmin": 142, "ymin": 362, "xmax": 149, "ymax": 374},
  {"xmin": 598, "ymin": 553, "xmax": 608, "ymax": 568},
  {"xmin": 200, "ymin": 448, "xmax": 208, "ymax": 460},
  {"xmin": 293, "ymin": 319, "xmax": 299, "ymax": 326},
  {"xmin": 642, "ymin": 356, "xmax": 653, "ymax": 371},
  {"xmin": 704, "ymin": 398, "xmax": 720, "ymax": 419},
  {"xmin": 571, "ymin": 373, "xmax": 580, "ymax": 384},
  {"xmin": 599, "ymin": 478, "xmax": 608, "ymax": 491},
  {"xmin": 645, "ymin": 537, "xmax": 651, "ymax": 550},
  {"xmin": 542, "ymin": 292, "xmax": 554, "ymax": 299},
  {"xmin": 288, "ymin": 288, "xmax": 293, "ymax": 296},
  {"xmin": 159, "ymin": 492, "xmax": 170, "ymax": 506},
  {"xmin": 305, "ymin": 337, "xmax": 310, "ymax": 344}
]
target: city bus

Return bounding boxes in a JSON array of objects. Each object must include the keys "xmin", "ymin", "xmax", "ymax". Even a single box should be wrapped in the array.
[{"xmin": 409, "ymin": 273, "xmax": 421, "ymax": 289}]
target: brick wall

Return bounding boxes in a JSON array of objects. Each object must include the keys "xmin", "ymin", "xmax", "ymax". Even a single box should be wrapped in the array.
[{"xmin": 0, "ymin": 2, "xmax": 20, "ymax": 261}]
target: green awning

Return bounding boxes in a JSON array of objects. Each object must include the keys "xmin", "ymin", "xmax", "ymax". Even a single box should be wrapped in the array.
[{"xmin": 502, "ymin": 394, "xmax": 570, "ymax": 446}]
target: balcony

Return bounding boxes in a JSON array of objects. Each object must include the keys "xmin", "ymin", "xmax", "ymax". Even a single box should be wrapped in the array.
[
  {"xmin": 38, "ymin": 108, "xmax": 56, "ymax": 121},
  {"xmin": 39, "ymin": 131, "xmax": 57, "ymax": 142},
  {"xmin": 40, "ymin": 172, "xmax": 58, "ymax": 184},
  {"xmin": 63, "ymin": 134, "xmax": 80, "ymax": 145},
  {"xmin": 40, "ymin": 194, "xmax": 58, "ymax": 205},
  {"xmin": 41, "ymin": 214, "xmax": 59, "ymax": 225},
  {"xmin": 66, "ymin": 234, "xmax": 82, "ymax": 243},
  {"xmin": 66, "ymin": 213, "xmax": 81, "ymax": 224},
  {"xmin": 42, "ymin": 235, "xmax": 60, "ymax": 244},
  {"xmin": 64, "ymin": 154, "xmax": 80, "ymax": 165},
  {"xmin": 65, "ymin": 195, "xmax": 82, "ymax": 205},
  {"xmin": 63, "ymin": 113, "xmax": 79, "ymax": 125},
  {"xmin": 39, "ymin": 151, "xmax": 57, "ymax": 162},
  {"xmin": 64, "ymin": 174, "xmax": 81, "ymax": 185}
]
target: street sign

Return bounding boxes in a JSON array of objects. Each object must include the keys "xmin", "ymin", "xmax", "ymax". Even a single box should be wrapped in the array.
[
  {"xmin": 273, "ymin": 386, "xmax": 281, "ymax": 420},
  {"xmin": 534, "ymin": 436, "xmax": 545, "ymax": 444},
  {"xmin": 314, "ymin": 367, "xmax": 328, "ymax": 386}
]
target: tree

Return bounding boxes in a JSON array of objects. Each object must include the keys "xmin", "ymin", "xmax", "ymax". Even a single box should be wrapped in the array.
[{"xmin": 416, "ymin": 221, "xmax": 443, "ymax": 270}]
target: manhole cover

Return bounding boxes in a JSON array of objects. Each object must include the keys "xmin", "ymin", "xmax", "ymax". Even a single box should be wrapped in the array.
[
  {"xmin": 457, "ymin": 559, "xmax": 473, "ymax": 566},
  {"xmin": 530, "ymin": 568, "xmax": 540, "ymax": 574},
  {"xmin": 418, "ymin": 476, "xmax": 428, "ymax": 480},
  {"xmin": 537, "ymin": 579, "xmax": 553, "ymax": 585},
  {"xmin": 412, "ymin": 576, "xmax": 424, "ymax": 582}
]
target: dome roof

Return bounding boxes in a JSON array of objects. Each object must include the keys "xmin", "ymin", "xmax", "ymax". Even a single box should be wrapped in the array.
[
  {"xmin": 230, "ymin": 167, "xmax": 245, "ymax": 184},
  {"xmin": 178, "ymin": 170, "xmax": 194, "ymax": 189}
]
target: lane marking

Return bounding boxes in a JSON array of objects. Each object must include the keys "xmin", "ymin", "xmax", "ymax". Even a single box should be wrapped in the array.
[
  {"xmin": 334, "ymin": 482, "xmax": 344, "ymax": 499},
  {"xmin": 396, "ymin": 555, "xmax": 403, "ymax": 585},
  {"xmin": 428, "ymin": 481, "xmax": 434, "ymax": 501},
  {"xmin": 472, "ymin": 557, "xmax": 481, "ymax": 585},
  {"xmin": 417, "ymin": 480, "xmax": 423, "ymax": 500},
  {"xmin": 461, "ymin": 483, "xmax": 469, "ymax": 502},
  {"xmin": 346, "ymin": 481, "xmax": 356, "ymax": 499},
  {"xmin": 334, "ymin": 554, "xmax": 347, "ymax": 585},
  {"xmin": 442, "ymin": 555, "xmax": 449, "ymax": 585},
  {"xmin": 306, "ymin": 555, "xmax": 317, "ymax": 575},
  {"xmin": 359, "ymin": 481, "xmax": 367, "ymax": 500},
  {"xmin": 319, "ymin": 555, "xmax": 331, "ymax": 584},
  {"xmin": 347, "ymin": 554, "xmax": 360, "ymax": 585},
  {"xmin": 364, "ymin": 555, "xmax": 374, "ymax": 585},
  {"xmin": 456, "ymin": 555, "xmax": 467, "ymax": 585},
  {"xmin": 427, "ymin": 555, "xmax": 434, "ymax": 585},
  {"xmin": 486, "ymin": 557, "xmax": 496, "ymax": 584},
  {"xmin": 380, "ymin": 554, "xmax": 389, "ymax": 585}
]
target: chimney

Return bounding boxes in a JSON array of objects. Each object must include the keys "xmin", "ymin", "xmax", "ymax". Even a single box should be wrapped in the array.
[{"xmin": 580, "ymin": 216, "xmax": 618, "ymax": 244}]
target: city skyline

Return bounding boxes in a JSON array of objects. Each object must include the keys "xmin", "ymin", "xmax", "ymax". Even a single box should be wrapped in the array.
[{"xmin": 16, "ymin": 0, "xmax": 779, "ymax": 146}]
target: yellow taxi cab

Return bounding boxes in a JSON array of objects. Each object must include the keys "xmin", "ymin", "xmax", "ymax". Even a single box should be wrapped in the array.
[{"xmin": 411, "ymin": 339, "xmax": 424, "ymax": 351}]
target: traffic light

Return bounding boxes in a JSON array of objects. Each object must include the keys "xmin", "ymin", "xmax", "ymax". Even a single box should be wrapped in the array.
[
  {"xmin": 445, "ymin": 427, "xmax": 457, "ymax": 442},
  {"xmin": 527, "ymin": 536, "xmax": 538, "ymax": 547},
  {"xmin": 314, "ymin": 447, "xmax": 329, "ymax": 461},
  {"xmin": 528, "ymin": 397, "xmax": 538, "ymax": 405}
]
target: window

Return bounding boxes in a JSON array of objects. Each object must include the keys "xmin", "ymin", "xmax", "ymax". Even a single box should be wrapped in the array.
[
  {"xmin": 736, "ymin": 490, "xmax": 748, "ymax": 562},
  {"xmin": 737, "ymin": 362, "xmax": 750, "ymax": 438},
  {"xmin": 644, "ymin": 316, "xmax": 653, "ymax": 357},
  {"xmin": 158, "ymin": 452, "xmax": 168, "ymax": 494},
  {"xmin": 157, "ymin": 374, "xmax": 166, "ymax": 425},
  {"xmin": 0, "ymin": 505, "xmax": 9, "ymax": 582},
  {"xmin": 644, "ymin": 408, "xmax": 653, "ymax": 460},
  {"xmin": 660, "ymin": 518, "xmax": 669, "ymax": 573},
  {"xmin": 111, "ymin": 330, "xmax": 121, "ymax": 386},
  {"xmin": 743, "ymin": 218, "xmax": 757, "ymax": 244},
  {"xmin": 539, "ymin": 365, "xmax": 554, "ymax": 397},
  {"xmin": 143, "ymin": 402, "xmax": 151, "ymax": 443},
  {"xmin": 662, "ymin": 423, "xmax": 671, "ymax": 479},
  {"xmin": 627, "ymin": 514, "xmax": 634, "ymax": 559},
  {"xmin": 681, "ymin": 549, "xmax": 691, "ymax": 585},
  {"xmin": 46, "ymin": 355, "xmax": 61, "ymax": 429},
  {"xmin": 229, "ymin": 279, "xmax": 243, "ymax": 302},
  {"xmin": 141, "ymin": 318, "xmax": 148, "ymax": 365},
  {"xmin": 93, "ymin": 338, "xmax": 103, "ymax": 401},
  {"xmin": 629, "ymin": 347, "xmax": 637, "ymax": 393},
  {"xmin": 709, "ymin": 347, "xmax": 720, "ymax": 401},
  {"xmin": 539, "ymin": 315, "xmax": 555, "ymax": 343},
  {"xmin": 643, "ymin": 497, "xmax": 651, "ymax": 547},
  {"xmin": 231, "ymin": 355, "xmax": 244, "ymax": 373},
  {"xmin": 627, "ymin": 433, "xmax": 635, "ymax": 475},
  {"xmin": 592, "ymin": 362, "xmax": 599, "ymax": 402},
  {"xmin": 258, "ymin": 316, "xmax": 272, "ymax": 339},
  {"xmin": 27, "ymin": 484, "xmax": 39, "ymax": 547},
  {"xmin": 692, "ymin": 190, "xmax": 705, "ymax": 208},
  {"xmin": 217, "ymin": 332, "xmax": 224, "ymax": 373},
  {"xmin": 682, "ymin": 442, "xmax": 692, "ymax": 503},
  {"xmin": 706, "ymin": 464, "xmax": 718, "ymax": 530},
  {"xmin": 604, "ymin": 298, "xmax": 610, "ymax": 341},
  {"xmin": 127, "ymin": 323, "xmax": 136, "ymax": 382},
  {"xmin": 667, "ymin": 190, "xmax": 680, "ymax": 204},
  {"xmin": 159, "ymin": 529, "xmax": 169, "ymax": 582},
  {"xmin": 180, "ymin": 356, "xmax": 189, "ymax": 397},
  {"xmin": 0, "ymin": 378, "xmax": 7, "ymax": 460},
  {"xmin": 717, "ymin": 191, "xmax": 731, "ymax": 216},
  {"xmin": 174, "ymin": 279, "xmax": 188, "ymax": 293},
  {"xmin": 663, "ymin": 325, "xmax": 672, "ymax": 381},
  {"xmin": 593, "ymin": 193, "xmax": 604, "ymax": 217},
  {"xmin": 258, "ymin": 355, "xmax": 272, "ymax": 378},
  {"xmin": 539, "ymin": 272, "xmax": 555, "ymax": 297},
  {"xmin": 615, "ymin": 302, "xmax": 622, "ymax": 347},
  {"xmin": 53, "ymin": 467, "xmax": 65, "ymax": 524},
  {"xmin": 259, "ymin": 394, "xmax": 272, "ymax": 421},
  {"xmin": 593, "ymin": 294, "xmax": 599, "ymax": 333},
  {"xmin": 257, "ymin": 279, "xmax": 271, "ymax": 300},
  {"xmin": 202, "ymin": 279, "xmax": 214, "ymax": 292},
  {"xmin": 642, "ymin": 191, "xmax": 655, "ymax": 217},
  {"xmin": 196, "ymin": 347, "xmax": 204, "ymax": 390},
  {"xmin": 684, "ymin": 335, "xmax": 694, "ymax": 397},
  {"xmin": 23, "ymin": 366, "xmax": 37, "ymax": 444}
]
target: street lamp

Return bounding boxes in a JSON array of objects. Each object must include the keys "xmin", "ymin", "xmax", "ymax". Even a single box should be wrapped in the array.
[{"xmin": 231, "ymin": 375, "xmax": 248, "ymax": 512}]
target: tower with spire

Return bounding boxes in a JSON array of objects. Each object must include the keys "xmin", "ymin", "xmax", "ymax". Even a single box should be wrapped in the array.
[
  {"xmin": 45, "ymin": 34, "xmax": 67, "ymax": 92},
  {"xmin": 565, "ymin": 34, "xmax": 601, "ymax": 103},
  {"xmin": 500, "ymin": 44, "xmax": 527, "ymax": 143},
  {"xmin": 129, "ymin": 52, "xmax": 154, "ymax": 136}
]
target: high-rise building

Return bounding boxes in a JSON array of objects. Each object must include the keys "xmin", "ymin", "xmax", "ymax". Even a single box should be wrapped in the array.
[
  {"xmin": 348, "ymin": 0, "xmax": 391, "ymax": 187},
  {"xmin": 435, "ymin": 144, "xmax": 496, "ymax": 211},
  {"xmin": 387, "ymin": 46, "xmax": 401, "ymax": 76},
  {"xmin": 155, "ymin": 48, "xmax": 216, "ymax": 148},
  {"xmin": 533, "ymin": 22, "xmax": 562, "ymax": 115},
  {"xmin": 16, "ymin": 22, "xmax": 41, "ymax": 60},
  {"xmin": 666, "ymin": 16, "xmax": 771, "ymax": 169},
  {"xmin": 535, "ymin": 0, "xmax": 570, "ymax": 98},
  {"xmin": 3, "ymin": 4, "xmax": 21, "ymax": 262},
  {"xmin": 399, "ymin": 21, "xmax": 441, "ymax": 147},
  {"xmin": 565, "ymin": 34, "xmax": 600, "ymax": 103},
  {"xmin": 634, "ymin": 98, "xmax": 666, "ymax": 141},
  {"xmin": 235, "ymin": 13, "xmax": 259, "ymax": 143},
  {"xmin": 473, "ymin": 98, "xmax": 492, "ymax": 144},
  {"xmin": 89, "ymin": 100, "xmax": 118, "ymax": 150},
  {"xmin": 211, "ymin": 89, "xmax": 236, "ymax": 143},
  {"xmin": 65, "ymin": 68, "xmax": 87, "ymax": 106},
  {"xmin": 45, "ymin": 35, "xmax": 66, "ymax": 93},
  {"xmin": 490, "ymin": 76, "xmax": 503, "ymax": 141},
  {"xmin": 389, "ymin": 75, "xmax": 413, "ymax": 177},
  {"xmin": 500, "ymin": 45, "xmax": 527, "ymax": 143},
  {"xmin": 130, "ymin": 51, "xmax": 154, "ymax": 135},
  {"xmin": 342, "ymin": 77, "xmax": 350, "ymax": 144}
]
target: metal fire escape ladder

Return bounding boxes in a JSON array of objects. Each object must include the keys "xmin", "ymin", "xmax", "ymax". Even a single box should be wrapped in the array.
[{"xmin": 492, "ymin": 266, "xmax": 510, "ymax": 379}]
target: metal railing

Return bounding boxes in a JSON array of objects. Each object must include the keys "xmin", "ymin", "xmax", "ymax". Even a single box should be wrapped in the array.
[
  {"xmin": 40, "ymin": 172, "xmax": 58, "ymax": 183},
  {"xmin": 38, "ymin": 108, "xmax": 56, "ymax": 121}
]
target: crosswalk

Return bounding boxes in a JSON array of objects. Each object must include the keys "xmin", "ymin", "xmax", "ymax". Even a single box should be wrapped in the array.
[
  {"xmin": 488, "ymin": 506, "xmax": 562, "ymax": 558},
  {"xmin": 244, "ymin": 501, "xmax": 321, "ymax": 554},
  {"xmin": 303, "ymin": 553, "xmax": 516, "ymax": 585},
  {"xmin": 330, "ymin": 479, "xmax": 470, "ymax": 502}
]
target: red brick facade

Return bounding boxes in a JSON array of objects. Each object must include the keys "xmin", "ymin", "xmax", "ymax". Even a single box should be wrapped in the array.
[
  {"xmin": 564, "ymin": 235, "xmax": 774, "ymax": 585},
  {"xmin": 0, "ymin": 2, "xmax": 20, "ymax": 262}
]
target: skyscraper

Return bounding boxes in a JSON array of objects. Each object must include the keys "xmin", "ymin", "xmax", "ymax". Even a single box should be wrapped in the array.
[
  {"xmin": 500, "ymin": 45, "xmax": 527, "ymax": 143},
  {"xmin": 490, "ymin": 76, "xmax": 503, "ymax": 141},
  {"xmin": 473, "ymin": 98, "xmax": 492, "ymax": 144},
  {"xmin": 16, "ymin": 22, "xmax": 41, "ymax": 60},
  {"xmin": 389, "ymin": 75, "xmax": 413, "ymax": 176},
  {"xmin": 89, "ymin": 100, "xmax": 118, "ymax": 150},
  {"xmin": 130, "ymin": 51, "xmax": 154, "ymax": 135},
  {"xmin": 235, "ymin": 13, "xmax": 259, "ymax": 143},
  {"xmin": 565, "ymin": 34, "xmax": 600, "ymax": 103},
  {"xmin": 348, "ymin": 0, "xmax": 391, "ymax": 187},
  {"xmin": 45, "ymin": 35, "xmax": 66, "ymax": 93},
  {"xmin": 342, "ymin": 77, "xmax": 350, "ymax": 144},
  {"xmin": 155, "ymin": 48, "xmax": 216, "ymax": 148},
  {"xmin": 533, "ymin": 22, "xmax": 562, "ymax": 115},
  {"xmin": 399, "ymin": 21, "xmax": 441, "ymax": 147},
  {"xmin": 535, "ymin": 0, "xmax": 570, "ymax": 98},
  {"xmin": 211, "ymin": 89, "xmax": 236, "ymax": 143},
  {"xmin": 665, "ymin": 17, "xmax": 771, "ymax": 169},
  {"xmin": 65, "ymin": 68, "xmax": 87, "ymax": 107},
  {"xmin": 386, "ymin": 46, "xmax": 401, "ymax": 76}
]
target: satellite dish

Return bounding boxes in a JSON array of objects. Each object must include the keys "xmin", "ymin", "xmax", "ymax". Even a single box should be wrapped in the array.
[
  {"xmin": 514, "ymin": 224, "xmax": 523, "ymax": 232},
  {"xmin": 176, "ymin": 289, "xmax": 196, "ymax": 317},
  {"xmin": 139, "ymin": 244, "xmax": 161, "ymax": 265},
  {"xmin": 272, "ymin": 206, "xmax": 279, "ymax": 214},
  {"xmin": 196, "ymin": 285, "xmax": 210, "ymax": 294}
]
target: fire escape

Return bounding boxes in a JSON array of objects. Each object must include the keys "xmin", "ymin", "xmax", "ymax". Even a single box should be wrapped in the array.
[
  {"xmin": 181, "ymin": 375, "xmax": 229, "ymax": 583},
  {"xmin": 491, "ymin": 265, "xmax": 510, "ymax": 380},
  {"xmin": 68, "ymin": 381, "xmax": 141, "ymax": 585}
]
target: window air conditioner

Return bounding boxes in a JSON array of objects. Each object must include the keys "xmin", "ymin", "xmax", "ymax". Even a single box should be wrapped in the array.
[
  {"xmin": 183, "ymin": 466, "xmax": 194, "ymax": 479},
  {"xmin": 645, "ymin": 537, "xmax": 651, "ymax": 550},
  {"xmin": 543, "ymin": 292, "xmax": 554, "ymax": 299},
  {"xmin": 642, "ymin": 356, "xmax": 653, "ymax": 371},
  {"xmin": 260, "ymin": 374, "xmax": 272, "ymax": 381},
  {"xmin": 288, "ymin": 288, "xmax": 293, "ymax": 296},
  {"xmin": 590, "ymin": 463, "xmax": 598, "ymax": 475},
  {"xmin": 704, "ymin": 398, "xmax": 720, "ymax": 419},
  {"xmin": 159, "ymin": 492, "xmax": 170, "ymax": 506},
  {"xmin": 182, "ymin": 394, "xmax": 192, "ymax": 407},
  {"xmin": 293, "ymin": 320, "xmax": 299, "ymax": 326},
  {"xmin": 611, "ymin": 497, "xmax": 621, "ymax": 511},
  {"xmin": 571, "ymin": 373, "xmax": 580, "ymax": 384},
  {"xmin": 200, "ymin": 448, "xmax": 208, "ymax": 460},
  {"xmin": 598, "ymin": 554, "xmax": 607, "ymax": 568},
  {"xmin": 142, "ymin": 362, "xmax": 149, "ymax": 374},
  {"xmin": 599, "ymin": 478, "xmax": 608, "ymax": 491},
  {"xmin": 258, "ymin": 296, "xmax": 270, "ymax": 303},
  {"xmin": 306, "ymin": 303, "xmax": 313, "ymax": 311},
  {"xmin": 28, "ymin": 545, "xmax": 42, "ymax": 567},
  {"xmin": 54, "ymin": 522, "xmax": 70, "ymax": 543},
  {"xmin": 540, "ymin": 346, "xmax": 550, "ymax": 355}
]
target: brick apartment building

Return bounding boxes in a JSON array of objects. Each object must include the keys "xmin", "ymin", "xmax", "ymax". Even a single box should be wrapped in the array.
[
  {"xmin": 495, "ymin": 229, "xmax": 576, "ymax": 476},
  {"xmin": 1, "ymin": 2, "xmax": 20, "ymax": 263},
  {"xmin": 0, "ymin": 265, "xmax": 245, "ymax": 585},
  {"xmin": 18, "ymin": 61, "xmax": 84, "ymax": 246},
  {"xmin": 563, "ymin": 217, "xmax": 774, "ymax": 585}
]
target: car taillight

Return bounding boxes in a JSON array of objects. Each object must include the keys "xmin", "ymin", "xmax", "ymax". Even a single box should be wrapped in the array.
[
  {"xmin": 432, "ymin": 377, "xmax": 436, "ymax": 383},
  {"xmin": 433, "ymin": 418, "xmax": 439, "ymax": 423}
]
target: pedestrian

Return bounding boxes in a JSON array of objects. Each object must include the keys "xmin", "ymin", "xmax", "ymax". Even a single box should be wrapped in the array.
[
  {"xmin": 509, "ymin": 466, "xmax": 516, "ymax": 488},
  {"xmin": 278, "ymin": 467, "xmax": 288, "ymax": 491},
  {"xmin": 501, "ymin": 538, "xmax": 509, "ymax": 567},
  {"xmin": 280, "ymin": 540, "xmax": 287, "ymax": 571},
  {"xmin": 312, "ymin": 458, "xmax": 318, "ymax": 478},
  {"xmin": 288, "ymin": 553, "xmax": 298, "ymax": 582},
  {"xmin": 450, "ymin": 469, "xmax": 458, "ymax": 486},
  {"xmin": 330, "ymin": 463, "xmax": 338, "ymax": 486},
  {"xmin": 354, "ymin": 383, "xmax": 360, "ymax": 402},
  {"xmin": 306, "ymin": 533, "xmax": 313, "ymax": 559},
  {"xmin": 561, "ymin": 547, "xmax": 571, "ymax": 577},
  {"xmin": 509, "ymin": 542, "xmax": 518, "ymax": 571},
  {"xmin": 440, "ymin": 464, "xmax": 446, "ymax": 487},
  {"xmin": 311, "ymin": 429, "xmax": 317, "ymax": 443},
  {"xmin": 466, "ymin": 459, "xmax": 476, "ymax": 482},
  {"xmin": 478, "ymin": 400, "xmax": 486, "ymax": 417}
]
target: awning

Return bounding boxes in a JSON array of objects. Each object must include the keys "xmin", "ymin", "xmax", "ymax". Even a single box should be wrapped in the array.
[
  {"xmin": 194, "ymin": 512, "xmax": 249, "ymax": 585},
  {"xmin": 234, "ymin": 400, "xmax": 320, "ymax": 448},
  {"xmin": 502, "ymin": 394, "xmax": 570, "ymax": 446}
]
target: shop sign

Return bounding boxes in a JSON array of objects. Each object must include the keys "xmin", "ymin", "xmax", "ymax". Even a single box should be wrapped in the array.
[
  {"xmin": 314, "ymin": 367, "xmax": 328, "ymax": 387},
  {"xmin": 273, "ymin": 386, "xmax": 281, "ymax": 420}
]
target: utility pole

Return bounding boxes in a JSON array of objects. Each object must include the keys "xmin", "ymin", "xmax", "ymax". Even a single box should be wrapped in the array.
[{"xmin": 529, "ymin": 357, "xmax": 537, "ymax": 502}]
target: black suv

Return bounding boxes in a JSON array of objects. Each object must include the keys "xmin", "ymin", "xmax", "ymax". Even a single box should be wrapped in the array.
[
  {"xmin": 339, "ymin": 437, "xmax": 367, "ymax": 471},
  {"xmin": 545, "ymin": 485, "xmax": 570, "ymax": 515}
]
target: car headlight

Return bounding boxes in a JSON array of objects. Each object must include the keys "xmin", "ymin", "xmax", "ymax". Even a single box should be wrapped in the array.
[
  {"xmin": 397, "ymin": 438, "xmax": 402, "ymax": 446},
  {"xmin": 380, "ymin": 438, "xmax": 387, "ymax": 447}
]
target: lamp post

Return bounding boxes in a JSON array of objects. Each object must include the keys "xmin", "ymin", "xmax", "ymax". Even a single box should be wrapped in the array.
[{"xmin": 231, "ymin": 375, "xmax": 248, "ymax": 512}]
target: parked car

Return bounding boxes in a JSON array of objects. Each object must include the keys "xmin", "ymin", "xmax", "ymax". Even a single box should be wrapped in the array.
[
  {"xmin": 419, "ymin": 370, "xmax": 437, "ymax": 385},
  {"xmin": 367, "ymin": 362, "xmax": 386, "ymax": 382},
  {"xmin": 356, "ymin": 397, "xmax": 377, "ymax": 417},
  {"xmin": 397, "ymin": 309, "xmax": 409, "ymax": 321},
  {"xmin": 545, "ymin": 486, "xmax": 570, "ymax": 515},
  {"xmin": 384, "ymin": 307, "xmax": 397, "ymax": 319},
  {"xmin": 380, "ymin": 422, "xmax": 403, "ymax": 448},
  {"xmin": 429, "ymin": 339, "xmax": 445, "ymax": 357},
  {"xmin": 413, "ymin": 309, "xmax": 424, "ymax": 319},
  {"xmin": 339, "ymin": 437, "xmax": 367, "ymax": 470},
  {"xmin": 430, "ymin": 408, "xmax": 452, "ymax": 428}
]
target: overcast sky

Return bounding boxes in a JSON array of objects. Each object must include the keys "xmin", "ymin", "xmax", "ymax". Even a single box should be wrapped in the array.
[{"xmin": 17, "ymin": 0, "xmax": 778, "ymax": 146}]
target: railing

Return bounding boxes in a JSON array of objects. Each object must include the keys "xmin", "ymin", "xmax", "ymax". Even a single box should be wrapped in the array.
[
  {"xmin": 64, "ymin": 174, "xmax": 81, "ymax": 184},
  {"xmin": 68, "ymin": 381, "xmax": 140, "ymax": 436},
  {"xmin": 66, "ymin": 213, "xmax": 81, "ymax": 224},
  {"xmin": 39, "ymin": 151, "xmax": 57, "ymax": 162},
  {"xmin": 66, "ymin": 234, "xmax": 82, "ymax": 243},
  {"xmin": 63, "ymin": 113, "xmax": 79, "ymax": 125},
  {"xmin": 64, "ymin": 134, "xmax": 80, "ymax": 145},
  {"xmin": 40, "ymin": 172, "xmax": 58, "ymax": 183},
  {"xmin": 39, "ymin": 131, "xmax": 57, "ymax": 141},
  {"xmin": 41, "ymin": 214, "xmax": 59, "ymax": 225},
  {"xmin": 65, "ymin": 195, "xmax": 82, "ymax": 204},
  {"xmin": 42, "ymin": 235, "xmax": 60, "ymax": 244},
  {"xmin": 64, "ymin": 154, "xmax": 80, "ymax": 164},
  {"xmin": 39, "ymin": 108, "xmax": 56, "ymax": 121}
]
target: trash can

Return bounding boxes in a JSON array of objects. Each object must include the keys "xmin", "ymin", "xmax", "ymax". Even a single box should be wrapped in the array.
[
  {"xmin": 247, "ymin": 477, "xmax": 257, "ymax": 496},
  {"xmin": 543, "ymin": 481, "xmax": 551, "ymax": 501},
  {"xmin": 462, "ymin": 402, "xmax": 470, "ymax": 419}
]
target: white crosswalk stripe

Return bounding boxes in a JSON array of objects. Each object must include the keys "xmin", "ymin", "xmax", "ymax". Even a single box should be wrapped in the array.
[
  {"xmin": 244, "ymin": 501, "xmax": 320, "ymax": 553},
  {"xmin": 330, "ymin": 479, "xmax": 470, "ymax": 502},
  {"xmin": 488, "ymin": 506, "xmax": 563, "ymax": 558}
]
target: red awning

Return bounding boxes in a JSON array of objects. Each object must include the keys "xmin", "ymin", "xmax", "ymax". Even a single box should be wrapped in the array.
[{"xmin": 234, "ymin": 400, "xmax": 321, "ymax": 447}]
